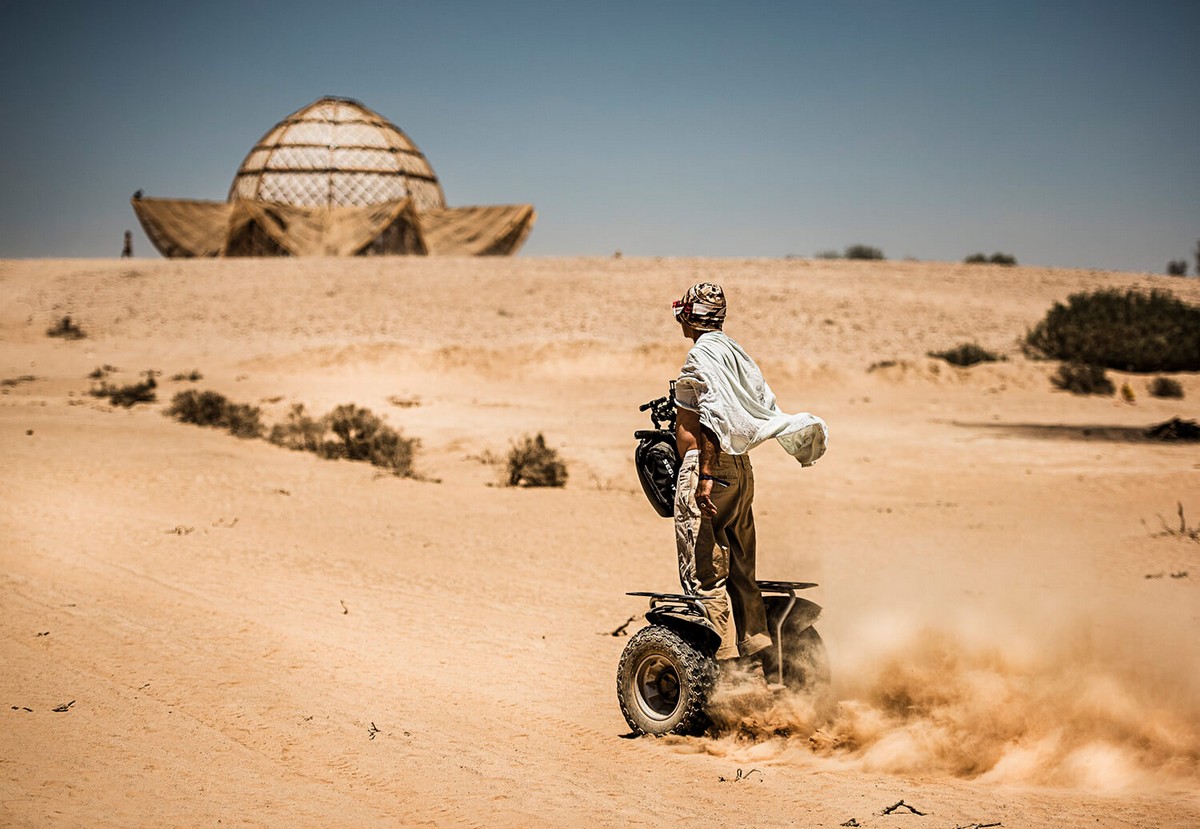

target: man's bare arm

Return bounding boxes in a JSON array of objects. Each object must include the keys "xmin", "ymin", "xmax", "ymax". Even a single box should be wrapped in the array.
[{"xmin": 676, "ymin": 405, "xmax": 701, "ymax": 458}]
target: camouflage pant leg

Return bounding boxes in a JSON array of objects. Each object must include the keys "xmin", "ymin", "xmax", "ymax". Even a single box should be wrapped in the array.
[{"xmin": 674, "ymin": 450, "xmax": 739, "ymax": 659}]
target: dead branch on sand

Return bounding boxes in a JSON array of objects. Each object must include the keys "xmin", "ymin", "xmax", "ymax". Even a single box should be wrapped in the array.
[
  {"xmin": 603, "ymin": 616, "xmax": 636, "ymax": 637},
  {"xmin": 1152, "ymin": 502, "xmax": 1200, "ymax": 542},
  {"xmin": 882, "ymin": 800, "xmax": 927, "ymax": 816},
  {"xmin": 718, "ymin": 768, "xmax": 762, "ymax": 782}
]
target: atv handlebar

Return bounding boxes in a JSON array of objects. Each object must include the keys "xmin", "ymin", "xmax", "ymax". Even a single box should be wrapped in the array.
[{"xmin": 639, "ymin": 381, "xmax": 678, "ymax": 431}]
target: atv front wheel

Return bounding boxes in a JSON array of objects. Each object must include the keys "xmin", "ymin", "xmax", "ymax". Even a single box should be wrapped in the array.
[{"xmin": 616, "ymin": 625, "xmax": 716, "ymax": 736}]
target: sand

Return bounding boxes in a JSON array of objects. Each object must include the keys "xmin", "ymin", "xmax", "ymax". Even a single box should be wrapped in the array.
[{"xmin": 1, "ymin": 256, "xmax": 1198, "ymax": 828}]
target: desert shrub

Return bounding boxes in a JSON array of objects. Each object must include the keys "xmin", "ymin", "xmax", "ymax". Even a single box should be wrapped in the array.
[
  {"xmin": 223, "ymin": 402, "xmax": 268, "ymax": 439},
  {"xmin": 324, "ymin": 404, "xmax": 417, "ymax": 476},
  {"xmin": 1166, "ymin": 259, "xmax": 1188, "ymax": 276},
  {"xmin": 90, "ymin": 377, "xmax": 157, "ymax": 407},
  {"xmin": 46, "ymin": 316, "xmax": 86, "ymax": 340},
  {"xmin": 1149, "ymin": 377, "xmax": 1185, "ymax": 399},
  {"xmin": 269, "ymin": 403, "xmax": 417, "ymax": 476},
  {"xmin": 1024, "ymin": 288, "xmax": 1200, "ymax": 372},
  {"xmin": 1147, "ymin": 418, "xmax": 1200, "ymax": 441},
  {"xmin": 965, "ymin": 252, "xmax": 1018, "ymax": 265},
  {"xmin": 166, "ymin": 389, "xmax": 264, "ymax": 438},
  {"xmin": 1051, "ymin": 362, "xmax": 1114, "ymax": 395},
  {"xmin": 814, "ymin": 250, "xmax": 842, "ymax": 260},
  {"xmin": 844, "ymin": 244, "xmax": 884, "ymax": 261},
  {"xmin": 166, "ymin": 389, "xmax": 228, "ymax": 426},
  {"xmin": 268, "ymin": 404, "xmax": 327, "ymax": 453},
  {"xmin": 171, "ymin": 370, "xmax": 204, "ymax": 382},
  {"xmin": 928, "ymin": 343, "xmax": 1003, "ymax": 367},
  {"xmin": 506, "ymin": 433, "xmax": 568, "ymax": 487}
]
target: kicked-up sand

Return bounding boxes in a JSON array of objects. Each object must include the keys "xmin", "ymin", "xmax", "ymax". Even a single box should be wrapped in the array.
[{"xmin": 1, "ymin": 256, "xmax": 1198, "ymax": 827}]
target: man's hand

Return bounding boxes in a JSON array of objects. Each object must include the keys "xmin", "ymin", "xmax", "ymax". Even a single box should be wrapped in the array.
[{"xmin": 695, "ymin": 477, "xmax": 718, "ymax": 518}]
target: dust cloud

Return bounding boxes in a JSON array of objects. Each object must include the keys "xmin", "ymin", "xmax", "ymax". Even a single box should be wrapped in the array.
[{"xmin": 685, "ymin": 602, "xmax": 1200, "ymax": 792}]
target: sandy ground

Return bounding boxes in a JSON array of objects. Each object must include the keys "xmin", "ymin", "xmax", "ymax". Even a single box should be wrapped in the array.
[{"xmin": 1, "ymin": 256, "xmax": 1198, "ymax": 828}]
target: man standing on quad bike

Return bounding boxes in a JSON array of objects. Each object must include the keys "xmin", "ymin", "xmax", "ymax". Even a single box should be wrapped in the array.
[{"xmin": 671, "ymin": 283, "xmax": 828, "ymax": 670}]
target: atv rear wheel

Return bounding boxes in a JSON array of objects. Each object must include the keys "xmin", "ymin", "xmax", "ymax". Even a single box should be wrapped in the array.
[{"xmin": 616, "ymin": 625, "xmax": 716, "ymax": 736}]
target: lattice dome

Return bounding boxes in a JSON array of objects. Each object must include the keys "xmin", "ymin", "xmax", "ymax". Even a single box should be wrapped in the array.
[{"xmin": 228, "ymin": 97, "xmax": 446, "ymax": 210}]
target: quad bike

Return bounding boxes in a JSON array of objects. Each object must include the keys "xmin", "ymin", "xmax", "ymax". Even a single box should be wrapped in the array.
[{"xmin": 619, "ymin": 385, "xmax": 832, "ymax": 737}]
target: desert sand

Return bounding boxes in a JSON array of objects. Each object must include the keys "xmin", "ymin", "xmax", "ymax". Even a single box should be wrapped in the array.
[{"xmin": 2, "ymin": 256, "xmax": 1198, "ymax": 828}]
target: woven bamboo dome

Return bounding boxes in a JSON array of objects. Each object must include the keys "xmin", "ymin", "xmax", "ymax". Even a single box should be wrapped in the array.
[
  {"xmin": 229, "ymin": 97, "xmax": 446, "ymax": 210},
  {"xmin": 132, "ymin": 96, "xmax": 535, "ymax": 257}
]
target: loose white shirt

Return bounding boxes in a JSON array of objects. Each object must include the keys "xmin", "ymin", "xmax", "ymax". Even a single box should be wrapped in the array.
[{"xmin": 675, "ymin": 331, "xmax": 828, "ymax": 466}]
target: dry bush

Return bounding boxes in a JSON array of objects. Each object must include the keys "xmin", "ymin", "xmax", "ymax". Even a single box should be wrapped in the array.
[
  {"xmin": 844, "ymin": 244, "xmax": 884, "ymax": 260},
  {"xmin": 1149, "ymin": 377, "xmax": 1185, "ymax": 399},
  {"xmin": 46, "ymin": 316, "xmax": 86, "ymax": 340},
  {"xmin": 88, "ymin": 365, "xmax": 119, "ymax": 379},
  {"xmin": 325, "ymin": 404, "xmax": 417, "ymax": 476},
  {"xmin": 928, "ymin": 343, "xmax": 1003, "ymax": 367},
  {"xmin": 166, "ymin": 389, "xmax": 264, "ymax": 438},
  {"xmin": 268, "ymin": 404, "xmax": 326, "ymax": 453},
  {"xmin": 171, "ymin": 392, "xmax": 418, "ymax": 476},
  {"xmin": 965, "ymin": 252, "xmax": 1018, "ymax": 265},
  {"xmin": 222, "ymin": 402, "xmax": 268, "ymax": 439},
  {"xmin": 1025, "ymin": 288, "xmax": 1200, "ymax": 372},
  {"xmin": 1051, "ymin": 362, "xmax": 1114, "ymax": 396},
  {"xmin": 170, "ymin": 370, "xmax": 204, "ymax": 382},
  {"xmin": 269, "ymin": 403, "xmax": 417, "ymax": 477},
  {"xmin": 90, "ymin": 375, "xmax": 157, "ymax": 407},
  {"xmin": 506, "ymin": 433, "xmax": 568, "ymax": 487}
]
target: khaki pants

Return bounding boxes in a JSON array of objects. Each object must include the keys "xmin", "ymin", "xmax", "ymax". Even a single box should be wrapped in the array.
[{"xmin": 675, "ymin": 449, "xmax": 771, "ymax": 660}]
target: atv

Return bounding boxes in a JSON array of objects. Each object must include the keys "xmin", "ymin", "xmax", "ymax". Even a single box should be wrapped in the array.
[{"xmin": 619, "ymin": 386, "xmax": 831, "ymax": 737}]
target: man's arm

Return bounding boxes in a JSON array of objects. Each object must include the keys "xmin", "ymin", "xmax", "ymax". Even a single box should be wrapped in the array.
[{"xmin": 676, "ymin": 406, "xmax": 721, "ymax": 518}]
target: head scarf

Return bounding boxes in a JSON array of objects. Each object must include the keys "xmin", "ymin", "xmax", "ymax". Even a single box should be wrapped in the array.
[{"xmin": 673, "ymin": 282, "xmax": 726, "ymax": 331}]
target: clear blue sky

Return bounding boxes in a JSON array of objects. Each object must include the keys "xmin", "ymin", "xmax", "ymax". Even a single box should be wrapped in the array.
[{"xmin": 1, "ymin": 0, "xmax": 1196, "ymax": 271}]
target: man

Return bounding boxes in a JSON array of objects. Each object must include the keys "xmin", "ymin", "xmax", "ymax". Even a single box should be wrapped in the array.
[{"xmin": 671, "ymin": 283, "xmax": 827, "ymax": 667}]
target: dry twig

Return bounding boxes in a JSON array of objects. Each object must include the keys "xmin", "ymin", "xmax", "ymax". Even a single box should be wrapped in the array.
[
  {"xmin": 718, "ymin": 768, "xmax": 762, "ymax": 782},
  {"xmin": 604, "ymin": 616, "xmax": 636, "ymax": 637},
  {"xmin": 1152, "ymin": 502, "xmax": 1200, "ymax": 542},
  {"xmin": 882, "ymin": 800, "xmax": 926, "ymax": 816}
]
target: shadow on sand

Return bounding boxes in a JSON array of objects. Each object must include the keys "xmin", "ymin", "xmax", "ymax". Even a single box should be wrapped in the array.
[{"xmin": 953, "ymin": 418, "xmax": 1199, "ymax": 443}]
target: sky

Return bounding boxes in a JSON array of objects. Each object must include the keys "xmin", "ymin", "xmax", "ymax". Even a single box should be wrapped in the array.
[{"xmin": 1, "ymin": 0, "xmax": 1197, "ymax": 272}]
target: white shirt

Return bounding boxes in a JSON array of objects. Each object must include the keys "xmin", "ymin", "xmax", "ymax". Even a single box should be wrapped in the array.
[{"xmin": 675, "ymin": 331, "xmax": 828, "ymax": 466}]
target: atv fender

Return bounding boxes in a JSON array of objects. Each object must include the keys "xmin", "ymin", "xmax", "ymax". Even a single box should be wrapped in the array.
[
  {"xmin": 763, "ymin": 595, "xmax": 822, "ymax": 633},
  {"xmin": 645, "ymin": 607, "xmax": 722, "ymax": 654}
]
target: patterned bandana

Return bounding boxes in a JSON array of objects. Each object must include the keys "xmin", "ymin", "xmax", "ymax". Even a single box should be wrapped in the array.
[{"xmin": 673, "ymin": 283, "xmax": 726, "ymax": 331}]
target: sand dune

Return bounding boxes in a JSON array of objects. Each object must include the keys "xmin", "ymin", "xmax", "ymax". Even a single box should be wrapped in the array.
[{"xmin": 2, "ymin": 257, "xmax": 1198, "ymax": 827}]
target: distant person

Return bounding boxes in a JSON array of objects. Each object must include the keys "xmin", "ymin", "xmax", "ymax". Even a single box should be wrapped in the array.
[
  {"xmin": 670, "ymin": 283, "xmax": 827, "ymax": 672},
  {"xmin": 121, "ymin": 231, "xmax": 133, "ymax": 258}
]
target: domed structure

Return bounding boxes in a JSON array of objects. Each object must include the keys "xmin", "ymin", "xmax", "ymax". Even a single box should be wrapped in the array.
[
  {"xmin": 228, "ymin": 97, "xmax": 446, "ymax": 211},
  {"xmin": 131, "ymin": 96, "xmax": 535, "ymax": 258}
]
